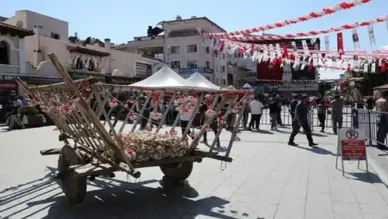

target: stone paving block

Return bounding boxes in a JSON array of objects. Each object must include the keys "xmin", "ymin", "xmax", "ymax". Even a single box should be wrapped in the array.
[
  {"xmin": 249, "ymin": 202, "xmax": 278, "ymax": 219},
  {"xmin": 360, "ymin": 203, "xmax": 388, "ymax": 218},
  {"xmin": 305, "ymin": 193, "xmax": 334, "ymax": 219},
  {"xmin": 281, "ymin": 185, "xmax": 307, "ymax": 199},
  {"xmin": 332, "ymin": 201, "xmax": 364, "ymax": 219},
  {"xmin": 255, "ymin": 181, "xmax": 286, "ymax": 204},
  {"xmin": 211, "ymin": 185, "xmax": 240, "ymax": 200},
  {"xmin": 273, "ymin": 197, "xmax": 305, "ymax": 219}
]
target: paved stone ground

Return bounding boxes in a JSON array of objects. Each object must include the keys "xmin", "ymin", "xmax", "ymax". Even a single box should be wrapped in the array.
[{"xmin": 1, "ymin": 124, "xmax": 388, "ymax": 219}]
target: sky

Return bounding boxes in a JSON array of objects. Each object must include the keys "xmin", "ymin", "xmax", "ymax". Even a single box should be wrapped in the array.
[{"xmin": 2, "ymin": 0, "xmax": 388, "ymax": 79}]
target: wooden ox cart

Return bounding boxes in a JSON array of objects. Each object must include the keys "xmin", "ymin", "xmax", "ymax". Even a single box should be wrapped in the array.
[{"xmin": 16, "ymin": 53, "xmax": 251, "ymax": 204}]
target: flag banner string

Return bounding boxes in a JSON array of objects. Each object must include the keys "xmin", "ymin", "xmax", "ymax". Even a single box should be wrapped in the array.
[
  {"xmin": 207, "ymin": 15, "xmax": 387, "ymax": 42},
  {"xmin": 203, "ymin": 0, "xmax": 371, "ymax": 37}
]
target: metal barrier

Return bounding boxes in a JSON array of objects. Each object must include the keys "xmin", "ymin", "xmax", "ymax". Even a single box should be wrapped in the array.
[
  {"xmin": 259, "ymin": 106, "xmax": 353, "ymax": 129},
  {"xmin": 353, "ymin": 109, "xmax": 388, "ymax": 147}
]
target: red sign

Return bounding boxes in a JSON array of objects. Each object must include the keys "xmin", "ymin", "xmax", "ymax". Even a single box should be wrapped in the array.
[
  {"xmin": 341, "ymin": 129, "xmax": 366, "ymax": 161},
  {"xmin": 0, "ymin": 83, "xmax": 16, "ymax": 88}
]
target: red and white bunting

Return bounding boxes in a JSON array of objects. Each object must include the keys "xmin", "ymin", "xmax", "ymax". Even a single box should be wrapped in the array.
[
  {"xmin": 206, "ymin": 16, "xmax": 387, "ymax": 42},
  {"xmin": 204, "ymin": 0, "xmax": 371, "ymax": 37}
]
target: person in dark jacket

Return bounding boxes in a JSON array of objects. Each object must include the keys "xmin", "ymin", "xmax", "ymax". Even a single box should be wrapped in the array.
[
  {"xmin": 269, "ymin": 98, "xmax": 278, "ymax": 130},
  {"xmin": 276, "ymin": 95, "xmax": 283, "ymax": 126},
  {"xmin": 316, "ymin": 98, "xmax": 327, "ymax": 132},
  {"xmin": 200, "ymin": 103, "xmax": 220, "ymax": 147},
  {"xmin": 289, "ymin": 94, "xmax": 299, "ymax": 121},
  {"xmin": 288, "ymin": 94, "xmax": 318, "ymax": 147}
]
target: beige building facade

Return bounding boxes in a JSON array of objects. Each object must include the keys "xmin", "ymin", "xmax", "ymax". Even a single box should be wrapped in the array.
[
  {"xmin": 115, "ymin": 16, "xmax": 229, "ymax": 86},
  {"xmin": 3, "ymin": 10, "xmax": 163, "ymax": 81}
]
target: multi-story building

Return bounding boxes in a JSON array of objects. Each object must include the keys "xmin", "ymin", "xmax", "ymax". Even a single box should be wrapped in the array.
[
  {"xmin": 0, "ymin": 22, "xmax": 34, "ymax": 106},
  {"xmin": 3, "ymin": 10, "xmax": 164, "ymax": 85},
  {"xmin": 115, "ymin": 16, "xmax": 228, "ymax": 86}
]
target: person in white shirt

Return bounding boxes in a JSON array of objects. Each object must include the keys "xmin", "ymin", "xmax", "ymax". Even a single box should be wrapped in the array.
[
  {"xmin": 248, "ymin": 96, "xmax": 264, "ymax": 130},
  {"xmin": 180, "ymin": 102, "xmax": 193, "ymax": 137}
]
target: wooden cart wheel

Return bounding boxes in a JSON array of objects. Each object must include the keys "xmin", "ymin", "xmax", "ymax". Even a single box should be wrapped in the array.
[
  {"xmin": 160, "ymin": 162, "xmax": 193, "ymax": 182},
  {"xmin": 57, "ymin": 145, "xmax": 87, "ymax": 204}
]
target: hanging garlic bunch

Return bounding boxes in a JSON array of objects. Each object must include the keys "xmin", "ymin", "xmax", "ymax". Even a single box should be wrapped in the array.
[{"xmin": 117, "ymin": 131, "xmax": 190, "ymax": 162}]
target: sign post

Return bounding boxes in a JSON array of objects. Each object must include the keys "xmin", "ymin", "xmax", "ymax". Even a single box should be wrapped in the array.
[{"xmin": 336, "ymin": 128, "xmax": 368, "ymax": 176}]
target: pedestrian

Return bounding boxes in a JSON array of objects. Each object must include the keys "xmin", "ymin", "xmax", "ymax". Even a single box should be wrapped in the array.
[
  {"xmin": 289, "ymin": 94, "xmax": 299, "ymax": 121},
  {"xmin": 366, "ymin": 96, "xmax": 374, "ymax": 110},
  {"xmin": 330, "ymin": 94, "xmax": 343, "ymax": 134},
  {"xmin": 200, "ymin": 103, "xmax": 220, "ymax": 147},
  {"xmin": 276, "ymin": 95, "xmax": 283, "ymax": 126},
  {"xmin": 248, "ymin": 95, "xmax": 264, "ymax": 131},
  {"xmin": 288, "ymin": 94, "xmax": 318, "ymax": 147},
  {"xmin": 375, "ymin": 91, "xmax": 388, "ymax": 150},
  {"xmin": 269, "ymin": 98, "xmax": 278, "ymax": 130},
  {"xmin": 135, "ymin": 96, "xmax": 151, "ymax": 130},
  {"xmin": 242, "ymin": 97, "xmax": 251, "ymax": 129},
  {"xmin": 179, "ymin": 102, "xmax": 193, "ymax": 137},
  {"xmin": 316, "ymin": 98, "xmax": 327, "ymax": 132}
]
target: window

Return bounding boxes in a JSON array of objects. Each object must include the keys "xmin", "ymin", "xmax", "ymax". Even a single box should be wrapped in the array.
[
  {"xmin": 223, "ymin": 79, "xmax": 227, "ymax": 86},
  {"xmin": 205, "ymin": 47, "xmax": 210, "ymax": 54},
  {"xmin": 215, "ymin": 64, "xmax": 219, "ymax": 72},
  {"xmin": 75, "ymin": 57, "xmax": 83, "ymax": 69},
  {"xmin": 171, "ymin": 61, "xmax": 180, "ymax": 68},
  {"xmin": 222, "ymin": 53, "xmax": 226, "ymax": 59},
  {"xmin": 227, "ymin": 66, "xmax": 232, "ymax": 73},
  {"xmin": 0, "ymin": 41, "xmax": 10, "ymax": 65},
  {"xmin": 170, "ymin": 46, "xmax": 180, "ymax": 54},
  {"xmin": 168, "ymin": 29, "xmax": 200, "ymax": 38},
  {"xmin": 187, "ymin": 60, "xmax": 197, "ymax": 68},
  {"xmin": 50, "ymin": 32, "xmax": 60, "ymax": 40},
  {"xmin": 187, "ymin": 44, "xmax": 197, "ymax": 53},
  {"xmin": 205, "ymin": 61, "xmax": 211, "ymax": 68},
  {"xmin": 221, "ymin": 65, "xmax": 226, "ymax": 73},
  {"xmin": 88, "ymin": 59, "xmax": 95, "ymax": 71}
]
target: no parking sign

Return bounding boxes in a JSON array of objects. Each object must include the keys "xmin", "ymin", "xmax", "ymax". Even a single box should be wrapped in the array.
[{"xmin": 336, "ymin": 128, "xmax": 368, "ymax": 176}]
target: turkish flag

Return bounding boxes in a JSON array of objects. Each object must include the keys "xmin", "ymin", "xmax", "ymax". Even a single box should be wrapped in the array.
[{"xmin": 337, "ymin": 32, "xmax": 344, "ymax": 55}]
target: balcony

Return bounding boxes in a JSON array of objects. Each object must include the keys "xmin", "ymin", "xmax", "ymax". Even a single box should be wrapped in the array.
[
  {"xmin": 122, "ymin": 36, "xmax": 165, "ymax": 49},
  {"xmin": 0, "ymin": 64, "xmax": 20, "ymax": 74}
]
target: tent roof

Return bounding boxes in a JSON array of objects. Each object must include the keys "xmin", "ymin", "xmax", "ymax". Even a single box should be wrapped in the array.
[
  {"xmin": 186, "ymin": 72, "xmax": 220, "ymax": 89},
  {"xmin": 242, "ymin": 83, "xmax": 252, "ymax": 88},
  {"xmin": 128, "ymin": 66, "xmax": 215, "ymax": 90}
]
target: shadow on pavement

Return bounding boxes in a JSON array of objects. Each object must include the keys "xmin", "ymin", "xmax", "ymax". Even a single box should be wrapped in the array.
[
  {"xmin": 293, "ymin": 145, "xmax": 336, "ymax": 156},
  {"xmin": 347, "ymin": 171, "xmax": 386, "ymax": 186},
  {"xmin": 0, "ymin": 167, "xmax": 235, "ymax": 219},
  {"xmin": 274, "ymin": 129, "xmax": 328, "ymax": 137}
]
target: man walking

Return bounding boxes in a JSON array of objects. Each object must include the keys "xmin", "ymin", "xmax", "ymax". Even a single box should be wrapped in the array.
[
  {"xmin": 376, "ymin": 91, "xmax": 388, "ymax": 150},
  {"xmin": 288, "ymin": 95, "xmax": 318, "ymax": 147},
  {"xmin": 289, "ymin": 94, "xmax": 299, "ymax": 121},
  {"xmin": 330, "ymin": 95, "xmax": 343, "ymax": 134}
]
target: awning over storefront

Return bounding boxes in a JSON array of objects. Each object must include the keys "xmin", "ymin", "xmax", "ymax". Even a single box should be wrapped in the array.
[
  {"xmin": 19, "ymin": 75, "xmax": 63, "ymax": 85},
  {"xmin": 68, "ymin": 72, "xmax": 105, "ymax": 82},
  {"xmin": 105, "ymin": 75, "xmax": 143, "ymax": 85}
]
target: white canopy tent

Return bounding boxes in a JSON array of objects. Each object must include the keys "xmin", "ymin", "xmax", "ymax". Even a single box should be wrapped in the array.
[
  {"xmin": 128, "ymin": 66, "xmax": 217, "ymax": 91},
  {"xmin": 241, "ymin": 83, "xmax": 252, "ymax": 89},
  {"xmin": 186, "ymin": 72, "xmax": 220, "ymax": 90}
]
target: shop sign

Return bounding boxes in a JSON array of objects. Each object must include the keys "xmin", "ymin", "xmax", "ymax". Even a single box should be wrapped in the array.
[
  {"xmin": 179, "ymin": 67, "xmax": 213, "ymax": 74},
  {"xmin": 69, "ymin": 72, "xmax": 105, "ymax": 81},
  {"xmin": 106, "ymin": 76, "xmax": 141, "ymax": 85},
  {"xmin": 19, "ymin": 76, "xmax": 63, "ymax": 85},
  {"xmin": 0, "ymin": 74, "xmax": 18, "ymax": 81}
]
